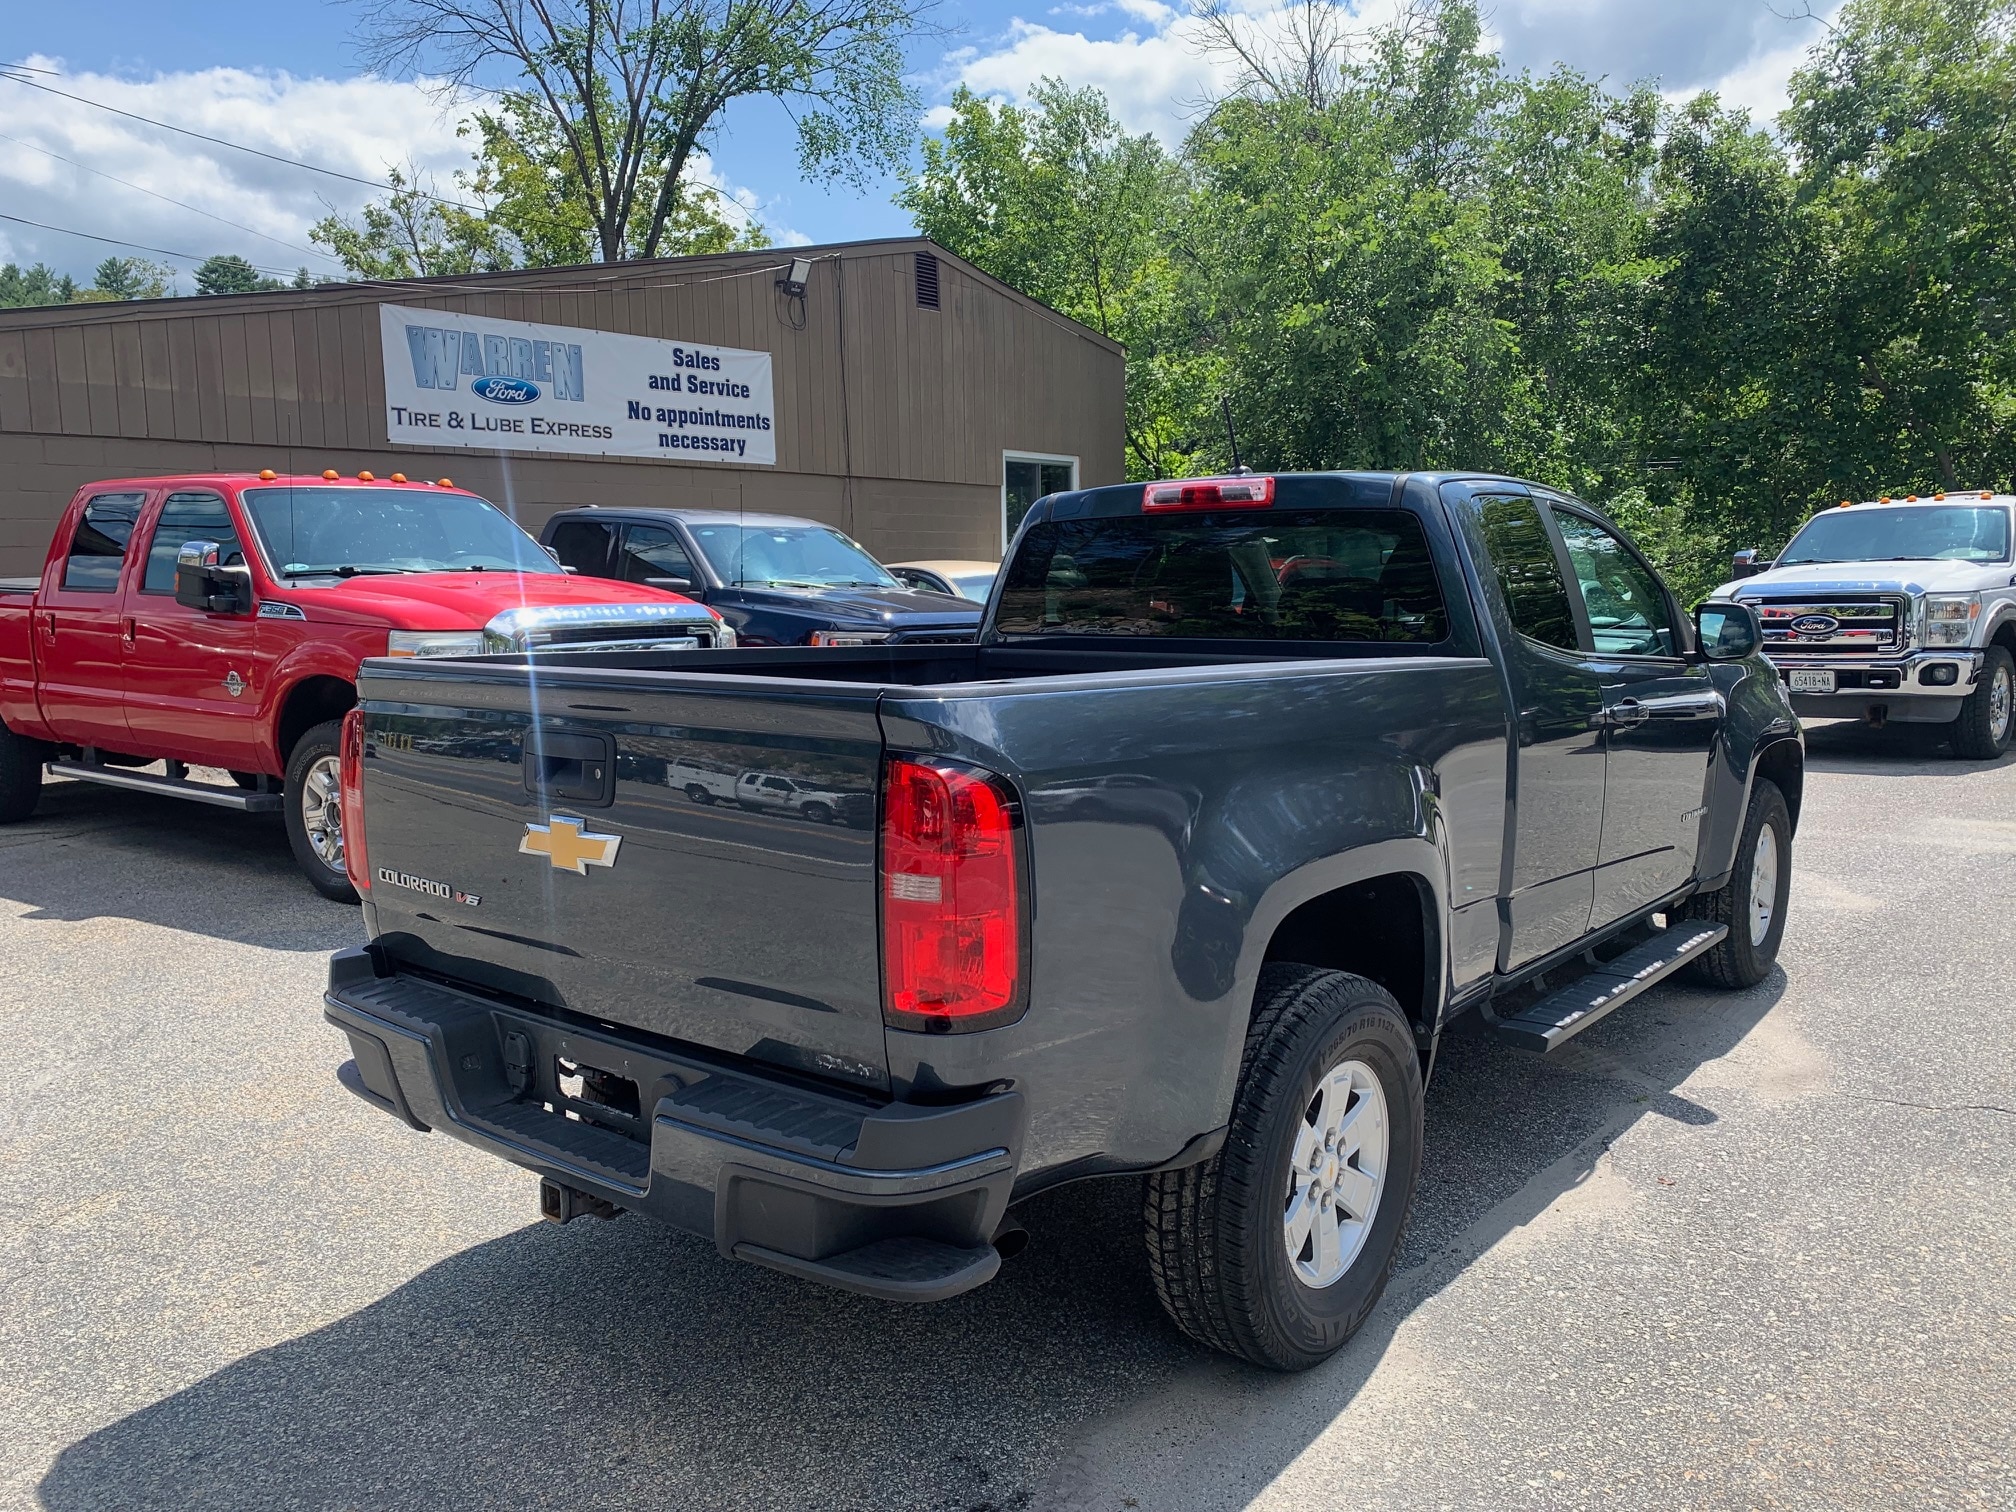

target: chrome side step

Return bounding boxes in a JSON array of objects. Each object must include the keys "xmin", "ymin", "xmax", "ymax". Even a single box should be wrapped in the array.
[
  {"xmin": 48, "ymin": 761, "xmax": 283, "ymax": 813},
  {"xmin": 1493, "ymin": 923, "xmax": 1729, "ymax": 1054}
]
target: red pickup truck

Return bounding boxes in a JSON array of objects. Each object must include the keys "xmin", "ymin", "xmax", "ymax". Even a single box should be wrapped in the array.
[{"xmin": 0, "ymin": 471, "xmax": 728, "ymax": 900}]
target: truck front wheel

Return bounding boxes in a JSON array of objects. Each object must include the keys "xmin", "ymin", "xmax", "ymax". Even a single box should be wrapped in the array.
[
  {"xmin": 1678, "ymin": 777, "xmax": 1790, "ymax": 989},
  {"xmin": 1144, "ymin": 966, "xmax": 1423, "ymax": 1371},
  {"xmin": 0, "ymin": 717, "xmax": 47, "ymax": 824},
  {"xmin": 284, "ymin": 719, "xmax": 358, "ymax": 904},
  {"xmin": 1952, "ymin": 645, "xmax": 2014, "ymax": 760}
]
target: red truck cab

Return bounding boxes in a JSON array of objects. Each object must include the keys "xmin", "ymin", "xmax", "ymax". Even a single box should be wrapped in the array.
[{"xmin": 0, "ymin": 471, "xmax": 727, "ymax": 900}]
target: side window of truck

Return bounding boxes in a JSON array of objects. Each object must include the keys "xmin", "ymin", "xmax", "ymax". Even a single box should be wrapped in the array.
[
  {"xmin": 61, "ymin": 492, "xmax": 147, "ymax": 591},
  {"xmin": 548, "ymin": 520, "xmax": 614, "ymax": 575},
  {"xmin": 617, "ymin": 525, "xmax": 697, "ymax": 585},
  {"xmin": 1476, "ymin": 496, "xmax": 1578, "ymax": 650},
  {"xmin": 1551, "ymin": 511, "xmax": 1677, "ymax": 658},
  {"xmin": 142, "ymin": 493, "xmax": 244, "ymax": 592}
]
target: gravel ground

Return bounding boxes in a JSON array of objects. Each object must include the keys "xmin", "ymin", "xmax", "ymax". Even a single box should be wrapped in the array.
[{"xmin": 2, "ymin": 721, "xmax": 2011, "ymax": 1512}]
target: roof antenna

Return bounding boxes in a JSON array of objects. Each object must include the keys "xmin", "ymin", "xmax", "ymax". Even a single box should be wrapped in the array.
[{"xmin": 1220, "ymin": 396, "xmax": 1250, "ymax": 475}]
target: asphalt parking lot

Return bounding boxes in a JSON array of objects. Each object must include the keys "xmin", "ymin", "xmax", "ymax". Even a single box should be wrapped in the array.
[{"xmin": 3, "ymin": 722, "xmax": 2012, "ymax": 1512}]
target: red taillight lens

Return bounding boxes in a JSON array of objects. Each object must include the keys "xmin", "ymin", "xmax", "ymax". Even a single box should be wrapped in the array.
[
  {"xmin": 1142, "ymin": 475, "xmax": 1275, "ymax": 510},
  {"xmin": 339, "ymin": 706, "xmax": 370, "ymax": 895},
  {"xmin": 881, "ymin": 758, "xmax": 1025, "ymax": 1032}
]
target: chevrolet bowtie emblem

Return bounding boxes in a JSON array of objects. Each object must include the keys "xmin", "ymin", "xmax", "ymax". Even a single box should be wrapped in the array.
[{"xmin": 519, "ymin": 815, "xmax": 622, "ymax": 874}]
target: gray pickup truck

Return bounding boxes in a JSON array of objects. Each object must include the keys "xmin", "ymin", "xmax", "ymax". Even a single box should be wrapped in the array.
[{"xmin": 325, "ymin": 471, "xmax": 1802, "ymax": 1370}]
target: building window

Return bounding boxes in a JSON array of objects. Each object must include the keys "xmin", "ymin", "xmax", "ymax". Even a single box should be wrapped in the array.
[
  {"xmin": 915, "ymin": 252, "xmax": 940, "ymax": 310},
  {"xmin": 1003, "ymin": 452, "xmax": 1078, "ymax": 550}
]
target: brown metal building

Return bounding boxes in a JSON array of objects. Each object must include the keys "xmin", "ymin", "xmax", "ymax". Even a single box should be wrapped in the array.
[{"xmin": 0, "ymin": 238, "xmax": 1124, "ymax": 579}]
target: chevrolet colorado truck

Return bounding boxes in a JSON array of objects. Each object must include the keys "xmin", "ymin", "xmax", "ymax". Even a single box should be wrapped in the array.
[
  {"xmin": 325, "ymin": 471, "xmax": 1802, "ymax": 1370},
  {"xmin": 540, "ymin": 506, "xmax": 983, "ymax": 646},
  {"xmin": 0, "ymin": 471, "xmax": 726, "ymax": 900},
  {"xmin": 1723, "ymin": 491, "xmax": 2016, "ymax": 757}
]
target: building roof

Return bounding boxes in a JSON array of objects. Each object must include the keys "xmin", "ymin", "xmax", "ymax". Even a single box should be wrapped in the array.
[{"xmin": 0, "ymin": 236, "xmax": 1122, "ymax": 357}]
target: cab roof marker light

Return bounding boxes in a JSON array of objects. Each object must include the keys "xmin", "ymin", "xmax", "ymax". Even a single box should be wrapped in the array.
[
  {"xmin": 258, "ymin": 468, "xmax": 277, "ymax": 481},
  {"xmin": 1142, "ymin": 475, "xmax": 1276, "ymax": 511},
  {"xmin": 1934, "ymin": 491, "xmax": 1947, "ymax": 500},
  {"xmin": 437, "ymin": 477, "xmax": 453, "ymax": 488},
  {"xmin": 1984, "ymin": 491, "xmax": 1996, "ymax": 499},
  {"xmin": 323, "ymin": 469, "xmax": 340, "ymax": 481},
  {"xmin": 390, "ymin": 473, "xmax": 408, "ymax": 484},
  {"xmin": 358, "ymin": 471, "xmax": 376, "ymax": 482}
]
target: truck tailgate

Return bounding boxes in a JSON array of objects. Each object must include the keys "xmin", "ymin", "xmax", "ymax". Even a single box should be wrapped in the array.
[{"xmin": 355, "ymin": 661, "xmax": 889, "ymax": 1091}]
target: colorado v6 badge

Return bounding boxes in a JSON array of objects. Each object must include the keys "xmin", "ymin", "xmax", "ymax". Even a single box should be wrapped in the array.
[{"xmin": 520, "ymin": 815, "xmax": 622, "ymax": 874}]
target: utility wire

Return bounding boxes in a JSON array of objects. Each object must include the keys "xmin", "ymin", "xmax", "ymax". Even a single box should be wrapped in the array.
[
  {"xmin": 0, "ymin": 69, "xmax": 489, "ymax": 213},
  {"xmin": 0, "ymin": 211, "xmax": 302, "ymax": 277},
  {"xmin": 0, "ymin": 130, "xmax": 340, "ymax": 265}
]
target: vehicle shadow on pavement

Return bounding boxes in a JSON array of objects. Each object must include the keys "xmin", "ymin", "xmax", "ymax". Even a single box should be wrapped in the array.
[
  {"xmin": 0, "ymin": 780, "xmax": 359, "ymax": 953},
  {"xmin": 1802, "ymin": 716, "xmax": 2016, "ymax": 774},
  {"xmin": 36, "ymin": 975, "xmax": 1782, "ymax": 1512}
]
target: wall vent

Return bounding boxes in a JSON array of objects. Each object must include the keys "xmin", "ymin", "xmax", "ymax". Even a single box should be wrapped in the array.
[{"xmin": 914, "ymin": 252, "xmax": 941, "ymax": 310}]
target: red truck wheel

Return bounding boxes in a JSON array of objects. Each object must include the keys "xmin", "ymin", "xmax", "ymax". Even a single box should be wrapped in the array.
[
  {"xmin": 0, "ymin": 718, "xmax": 47, "ymax": 824},
  {"xmin": 285, "ymin": 719, "xmax": 359, "ymax": 903}
]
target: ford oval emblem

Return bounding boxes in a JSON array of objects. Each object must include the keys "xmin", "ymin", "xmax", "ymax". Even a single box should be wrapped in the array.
[
  {"xmin": 471, "ymin": 375, "xmax": 541, "ymax": 405},
  {"xmin": 1790, "ymin": 613, "xmax": 1840, "ymax": 635}
]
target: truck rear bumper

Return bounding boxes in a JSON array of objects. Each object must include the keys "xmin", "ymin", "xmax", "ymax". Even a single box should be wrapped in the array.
[{"xmin": 324, "ymin": 946, "xmax": 1024, "ymax": 1302}]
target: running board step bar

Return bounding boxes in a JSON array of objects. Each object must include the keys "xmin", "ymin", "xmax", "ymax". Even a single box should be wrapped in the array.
[
  {"xmin": 1494, "ymin": 923, "xmax": 1729, "ymax": 1054},
  {"xmin": 47, "ymin": 761, "xmax": 283, "ymax": 813}
]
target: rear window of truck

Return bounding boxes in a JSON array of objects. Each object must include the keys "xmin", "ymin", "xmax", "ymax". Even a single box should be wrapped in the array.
[{"xmin": 994, "ymin": 509, "xmax": 1448, "ymax": 643}]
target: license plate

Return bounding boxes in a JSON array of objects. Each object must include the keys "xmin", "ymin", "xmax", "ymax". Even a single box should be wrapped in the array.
[{"xmin": 1789, "ymin": 669, "xmax": 1836, "ymax": 693}]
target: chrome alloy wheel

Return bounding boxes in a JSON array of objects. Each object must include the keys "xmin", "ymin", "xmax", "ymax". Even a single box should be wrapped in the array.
[
  {"xmin": 1748, "ymin": 823, "xmax": 1779, "ymax": 948},
  {"xmin": 1991, "ymin": 664, "xmax": 2013, "ymax": 745},
  {"xmin": 301, "ymin": 754, "xmax": 345, "ymax": 875},
  {"xmin": 1284, "ymin": 1058, "xmax": 1389, "ymax": 1288}
]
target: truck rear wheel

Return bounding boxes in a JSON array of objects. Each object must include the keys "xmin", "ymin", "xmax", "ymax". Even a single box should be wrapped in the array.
[
  {"xmin": 1678, "ymin": 777, "xmax": 1790, "ymax": 989},
  {"xmin": 285, "ymin": 719, "xmax": 358, "ymax": 904},
  {"xmin": 0, "ymin": 717, "xmax": 47, "ymax": 824},
  {"xmin": 1144, "ymin": 965, "xmax": 1423, "ymax": 1371},
  {"xmin": 1952, "ymin": 645, "xmax": 2014, "ymax": 759}
]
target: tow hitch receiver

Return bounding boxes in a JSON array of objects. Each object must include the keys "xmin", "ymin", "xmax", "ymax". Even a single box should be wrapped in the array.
[{"xmin": 539, "ymin": 1178, "xmax": 622, "ymax": 1225}]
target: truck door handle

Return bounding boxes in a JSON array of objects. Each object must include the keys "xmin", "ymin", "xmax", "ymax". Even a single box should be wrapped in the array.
[
  {"xmin": 38, "ymin": 613, "xmax": 56, "ymax": 643},
  {"xmin": 1602, "ymin": 698, "xmax": 1649, "ymax": 727},
  {"xmin": 121, "ymin": 617, "xmax": 137, "ymax": 645},
  {"xmin": 523, "ymin": 730, "xmax": 616, "ymax": 806}
]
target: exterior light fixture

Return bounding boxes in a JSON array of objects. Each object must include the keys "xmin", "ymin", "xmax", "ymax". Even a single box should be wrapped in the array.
[{"xmin": 778, "ymin": 256, "xmax": 814, "ymax": 298}]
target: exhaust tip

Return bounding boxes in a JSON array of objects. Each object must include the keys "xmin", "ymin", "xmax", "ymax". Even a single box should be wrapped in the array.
[{"xmin": 992, "ymin": 1222, "xmax": 1030, "ymax": 1260}]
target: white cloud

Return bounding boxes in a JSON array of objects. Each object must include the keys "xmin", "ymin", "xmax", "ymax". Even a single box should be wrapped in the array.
[
  {"xmin": 933, "ymin": 0, "xmax": 1840, "ymax": 145},
  {"xmin": 0, "ymin": 56, "xmax": 795, "ymax": 282}
]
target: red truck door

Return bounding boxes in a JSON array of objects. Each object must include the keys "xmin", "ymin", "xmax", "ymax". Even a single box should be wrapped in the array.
[
  {"xmin": 36, "ymin": 490, "xmax": 148, "ymax": 751},
  {"xmin": 118, "ymin": 489, "xmax": 267, "ymax": 771}
]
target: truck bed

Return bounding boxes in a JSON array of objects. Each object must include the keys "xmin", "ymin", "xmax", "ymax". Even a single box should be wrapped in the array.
[{"xmin": 351, "ymin": 638, "xmax": 1509, "ymax": 1174}]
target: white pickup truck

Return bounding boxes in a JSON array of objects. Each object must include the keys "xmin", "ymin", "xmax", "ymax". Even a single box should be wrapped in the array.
[{"xmin": 1721, "ymin": 492, "xmax": 2016, "ymax": 757}]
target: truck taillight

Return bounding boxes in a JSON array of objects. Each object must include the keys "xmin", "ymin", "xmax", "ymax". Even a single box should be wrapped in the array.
[
  {"xmin": 1142, "ymin": 475, "xmax": 1275, "ymax": 510},
  {"xmin": 881, "ymin": 757, "xmax": 1026, "ymax": 1033},
  {"xmin": 340, "ymin": 707, "xmax": 370, "ymax": 895}
]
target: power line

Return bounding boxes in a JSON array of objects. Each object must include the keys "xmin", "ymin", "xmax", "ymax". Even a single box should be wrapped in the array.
[
  {"xmin": 0, "ymin": 211, "xmax": 302, "ymax": 277},
  {"xmin": 0, "ymin": 69, "xmax": 488, "ymax": 213},
  {"xmin": 0, "ymin": 130, "xmax": 339, "ymax": 265}
]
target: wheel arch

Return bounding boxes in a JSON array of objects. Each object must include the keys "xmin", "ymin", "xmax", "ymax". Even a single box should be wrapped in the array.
[
  {"xmin": 1752, "ymin": 734, "xmax": 1804, "ymax": 835},
  {"xmin": 273, "ymin": 675, "xmax": 357, "ymax": 768}
]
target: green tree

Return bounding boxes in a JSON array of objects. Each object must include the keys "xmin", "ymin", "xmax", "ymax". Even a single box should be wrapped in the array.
[
  {"xmin": 194, "ymin": 255, "xmax": 281, "ymax": 295},
  {"xmin": 352, "ymin": 0, "xmax": 929, "ymax": 263},
  {"xmin": 72, "ymin": 256, "xmax": 176, "ymax": 302},
  {"xmin": 0, "ymin": 263, "xmax": 77, "ymax": 307}
]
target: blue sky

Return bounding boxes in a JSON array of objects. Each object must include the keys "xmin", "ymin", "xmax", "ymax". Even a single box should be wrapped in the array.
[{"xmin": 3, "ymin": 0, "xmax": 1840, "ymax": 284}]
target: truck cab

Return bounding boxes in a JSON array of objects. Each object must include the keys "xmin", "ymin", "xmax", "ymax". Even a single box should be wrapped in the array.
[
  {"xmin": 1721, "ymin": 492, "xmax": 2016, "ymax": 756},
  {"xmin": 539, "ymin": 507, "xmax": 983, "ymax": 647},
  {"xmin": 0, "ymin": 472, "xmax": 727, "ymax": 898}
]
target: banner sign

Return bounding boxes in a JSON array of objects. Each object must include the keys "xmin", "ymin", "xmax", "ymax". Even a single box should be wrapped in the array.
[{"xmin": 378, "ymin": 303, "xmax": 776, "ymax": 465}]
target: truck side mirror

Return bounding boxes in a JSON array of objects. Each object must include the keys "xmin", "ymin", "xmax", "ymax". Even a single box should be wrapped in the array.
[
  {"xmin": 1694, "ymin": 601, "xmax": 1761, "ymax": 661},
  {"xmin": 1731, "ymin": 548, "xmax": 1768, "ymax": 579},
  {"xmin": 174, "ymin": 540, "xmax": 251, "ymax": 615}
]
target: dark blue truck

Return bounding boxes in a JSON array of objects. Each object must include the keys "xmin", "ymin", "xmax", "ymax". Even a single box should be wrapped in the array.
[{"xmin": 325, "ymin": 471, "xmax": 1802, "ymax": 1370}]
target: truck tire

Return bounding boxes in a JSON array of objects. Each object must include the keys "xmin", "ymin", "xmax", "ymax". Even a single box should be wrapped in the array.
[
  {"xmin": 1952, "ymin": 645, "xmax": 2014, "ymax": 760},
  {"xmin": 684, "ymin": 784, "xmax": 714, "ymax": 804},
  {"xmin": 1144, "ymin": 965, "xmax": 1423, "ymax": 1371},
  {"xmin": 801, "ymin": 801, "xmax": 833, "ymax": 824},
  {"xmin": 284, "ymin": 718, "xmax": 359, "ymax": 904},
  {"xmin": 1678, "ymin": 777, "xmax": 1790, "ymax": 990},
  {"xmin": 0, "ymin": 717, "xmax": 48, "ymax": 824}
]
